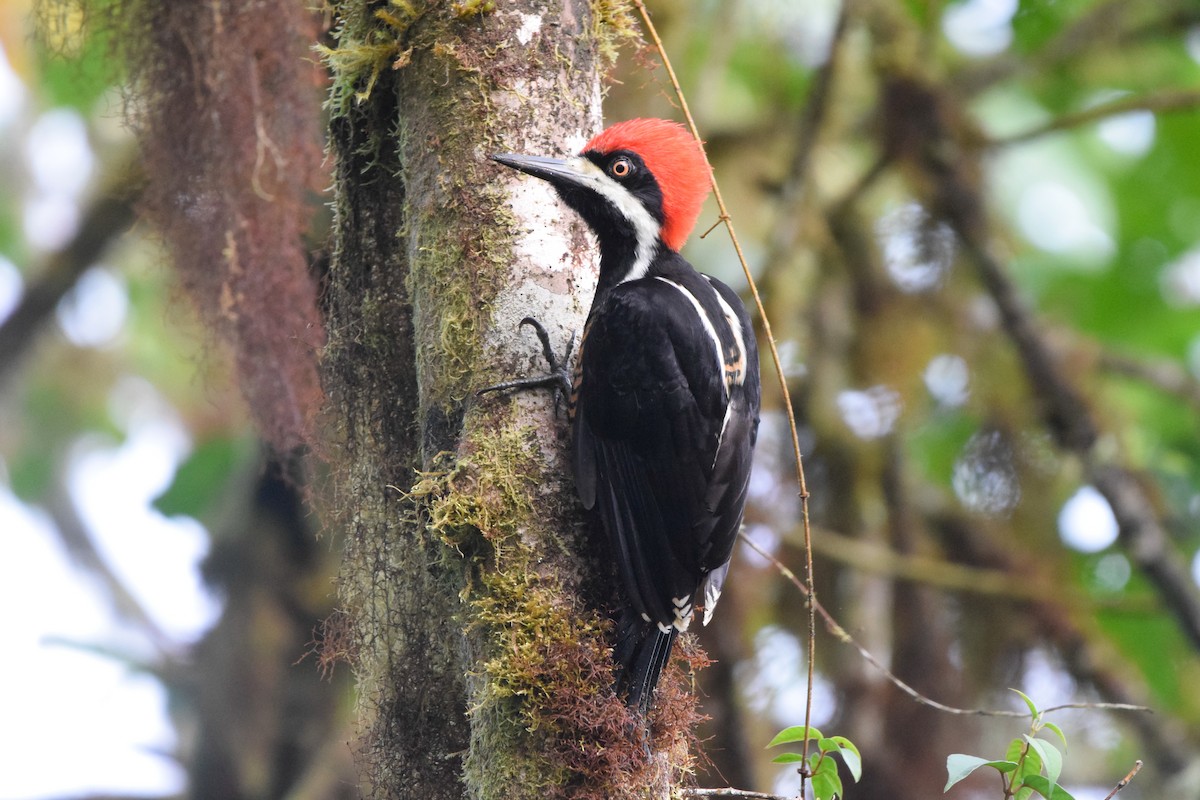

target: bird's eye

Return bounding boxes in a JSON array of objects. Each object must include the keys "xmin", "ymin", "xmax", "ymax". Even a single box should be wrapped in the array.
[{"xmin": 610, "ymin": 157, "xmax": 633, "ymax": 178}]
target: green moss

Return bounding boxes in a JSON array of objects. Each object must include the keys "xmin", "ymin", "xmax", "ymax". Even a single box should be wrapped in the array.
[
  {"xmin": 591, "ymin": 0, "xmax": 640, "ymax": 68},
  {"xmin": 409, "ymin": 421, "xmax": 537, "ymax": 545},
  {"xmin": 404, "ymin": 417, "xmax": 646, "ymax": 798},
  {"xmin": 453, "ymin": 0, "xmax": 496, "ymax": 19},
  {"xmin": 321, "ymin": 0, "xmax": 426, "ymax": 114},
  {"xmin": 405, "ymin": 176, "xmax": 513, "ymax": 418},
  {"xmin": 405, "ymin": 222, "xmax": 483, "ymax": 415},
  {"xmin": 468, "ymin": 567, "xmax": 619, "ymax": 794},
  {"xmin": 319, "ymin": 39, "xmax": 396, "ymax": 110}
]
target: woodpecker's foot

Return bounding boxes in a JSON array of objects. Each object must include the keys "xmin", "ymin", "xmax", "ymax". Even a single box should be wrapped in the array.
[{"xmin": 477, "ymin": 317, "xmax": 574, "ymax": 413}]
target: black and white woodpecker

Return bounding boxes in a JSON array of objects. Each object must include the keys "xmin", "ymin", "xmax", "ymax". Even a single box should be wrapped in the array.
[{"xmin": 487, "ymin": 118, "xmax": 761, "ymax": 712}]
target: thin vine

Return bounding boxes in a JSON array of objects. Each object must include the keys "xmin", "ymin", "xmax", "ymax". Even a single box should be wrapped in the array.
[{"xmin": 629, "ymin": 0, "xmax": 820, "ymax": 782}]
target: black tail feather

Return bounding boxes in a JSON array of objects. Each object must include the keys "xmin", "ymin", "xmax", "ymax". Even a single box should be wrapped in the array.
[{"xmin": 613, "ymin": 608, "xmax": 678, "ymax": 713}]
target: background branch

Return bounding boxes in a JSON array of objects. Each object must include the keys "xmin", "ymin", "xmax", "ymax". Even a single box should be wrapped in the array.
[
  {"xmin": 951, "ymin": 232, "xmax": 1200, "ymax": 652},
  {"xmin": 995, "ymin": 89, "xmax": 1200, "ymax": 146},
  {"xmin": 681, "ymin": 789, "xmax": 787, "ymax": 800},
  {"xmin": 1097, "ymin": 349, "xmax": 1200, "ymax": 411},
  {"xmin": 0, "ymin": 154, "xmax": 140, "ymax": 387}
]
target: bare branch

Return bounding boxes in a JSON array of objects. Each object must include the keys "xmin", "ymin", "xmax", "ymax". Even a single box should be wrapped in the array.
[
  {"xmin": 681, "ymin": 790, "xmax": 787, "ymax": 800},
  {"xmin": 948, "ymin": 231, "xmax": 1200, "ymax": 652},
  {"xmin": 754, "ymin": 0, "xmax": 855, "ymax": 258},
  {"xmin": 1098, "ymin": 350, "xmax": 1200, "ymax": 412},
  {"xmin": 0, "ymin": 154, "xmax": 140, "ymax": 387},
  {"xmin": 740, "ymin": 533, "xmax": 1151, "ymax": 719},
  {"xmin": 806, "ymin": 526, "xmax": 1156, "ymax": 610},
  {"xmin": 1103, "ymin": 760, "xmax": 1143, "ymax": 800},
  {"xmin": 794, "ymin": 0, "xmax": 853, "ymax": 186},
  {"xmin": 994, "ymin": 89, "xmax": 1200, "ymax": 147},
  {"xmin": 960, "ymin": 1, "xmax": 1194, "ymax": 95},
  {"xmin": 1089, "ymin": 465, "xmax": 1200, "ymax": 649},
  {"xmin": 953, "ymin": 234, "xmax": 1099, "ymax": 451},
  {"xmin": 44, "ymin": 480, "xmax": 171, "ymax": 653}
]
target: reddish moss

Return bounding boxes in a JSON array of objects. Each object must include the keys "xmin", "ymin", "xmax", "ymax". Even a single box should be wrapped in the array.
[{"xmin": 125, "ymin": 0, "xmax": 329, "ymax": 451}]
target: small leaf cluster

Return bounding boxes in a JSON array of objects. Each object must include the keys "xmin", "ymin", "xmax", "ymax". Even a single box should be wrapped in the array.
[
  {"xmin": 768, "ymin": 726, "xmax": 862, "ymax": 800},
  {"xmin": 945, "ymin": 691, "xmax": 1074, "ymax": 800}
]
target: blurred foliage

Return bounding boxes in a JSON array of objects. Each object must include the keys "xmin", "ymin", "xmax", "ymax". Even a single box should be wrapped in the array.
[
  {"xmin": 152, "ymin": 434, "xmax": 260, "ymax": 522},
  {"xmin": 605, "ymin": 1, "xmax": 1200, "ymax": 797},
  {"xmin": 3, "ymin": 0, "xmax": 1200, "ymax": 798}
]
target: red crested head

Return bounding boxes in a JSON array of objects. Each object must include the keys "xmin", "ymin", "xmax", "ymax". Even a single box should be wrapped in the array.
[{"xmin": 584, "ymin": 118, "xmax": 712, "ymax": 252}]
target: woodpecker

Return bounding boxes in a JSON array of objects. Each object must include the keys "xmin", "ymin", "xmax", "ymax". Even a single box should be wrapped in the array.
[{"xmin": 488, "ymin": 119, "xmax": 760, "ymax": 712}]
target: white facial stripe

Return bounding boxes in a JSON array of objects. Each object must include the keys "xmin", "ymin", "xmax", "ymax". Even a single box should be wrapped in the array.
[
  {"xmin": 654, "ymin": 277, "xmax": 727, "ymax": 398},
  {"xmin": 567, "ymin": 157, "xmax": 660, "ymax": 283}
]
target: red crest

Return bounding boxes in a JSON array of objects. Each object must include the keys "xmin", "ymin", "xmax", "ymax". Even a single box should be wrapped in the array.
[{"xmin": 585, "ymin": 119, "xmax": 712, "ymax": 251}]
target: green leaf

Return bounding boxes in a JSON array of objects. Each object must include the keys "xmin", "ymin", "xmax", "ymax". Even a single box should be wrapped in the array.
[
  {"xmin": 767, "ymin": 725, "xmax": 823, "ymax": 748},
  {"xmin": 1012, "ymin": 688, "xmax": 1040, "ymax": 720},
  {"xmin": 944, "ymin": 755, "xmax": 1019, "ymax": 792},
  {"xmin": 1024, "ymin": 736, "xmax": 1063, "ymax": 794},
  {"xmin": 1023, "ymin": 774, "xmax": 1078, "ymax": 800},
  {"xmin": 153, "ymin": 435, "xmax": 256, "ymax": 520},
  {"xmin": 811, "ymin": 757, "xmax": 844, "ymax": 800},
  {"xmin": 813, "ymin": 755, "xmax": 838, "ymax": 776},
  {"xmin": 1016, "ymin": 746, "xmax": 1044, "ymax": 786},
  {"xmin": 771, "ymin": 753, "xmax": 806, "ymax": 764},
  {"xmin": 1040, "ymin": 721, "xmax": 1068, "ymax": 750},
  {"xmin": 829, "ymin": 735, "xmax": 860, "ymax": 755},
  {"xmin": 830, "ymin": 736, "xmax": 863, "ymax": 782},
  {"xmin": 1005, "ymin": 738, "xmax": 1027, "ymax": 763}
]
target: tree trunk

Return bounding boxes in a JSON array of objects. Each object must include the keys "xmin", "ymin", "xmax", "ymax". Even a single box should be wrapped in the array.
[{"xmin": 321, "ymin": 3, "xmax": 689, "ymax": 798}]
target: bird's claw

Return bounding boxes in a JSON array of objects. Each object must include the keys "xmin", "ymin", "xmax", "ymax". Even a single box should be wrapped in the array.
[{"xmin": 477, "ymin": 317, "xmax": 574, "ymax": 415}]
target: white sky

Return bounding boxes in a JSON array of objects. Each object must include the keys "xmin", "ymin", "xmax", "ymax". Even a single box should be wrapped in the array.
[
  {"xmin": 0, "ymin": 262, "xmax": 221, "ymax": 798},
  {"xmin": 0, "ymin": 481, "xmax": 202, "ymax": 799},
  {"xmin": 0, "ymin": 42, "xmax": 218, "ymax": 800}
]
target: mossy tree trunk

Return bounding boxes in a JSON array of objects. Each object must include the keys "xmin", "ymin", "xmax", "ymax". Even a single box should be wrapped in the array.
[{"xmin": 322, "ymin": 3, "xmax": 690, "ymax": 798}]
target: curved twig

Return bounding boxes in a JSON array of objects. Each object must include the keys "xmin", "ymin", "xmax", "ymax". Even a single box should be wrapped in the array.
[
  {"xmin": 739, "ymin": 532, "xmax": 1150, "ymax": 719},
  {"xmin": 630, "ymin": 0, "xmax": 822, "ymax": 780}
]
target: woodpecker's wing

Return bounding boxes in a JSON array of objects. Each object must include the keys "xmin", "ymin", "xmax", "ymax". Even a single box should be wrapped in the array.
[{"xmin": 574, "ymin": 268, "xmax": 759, "ymax": 631}]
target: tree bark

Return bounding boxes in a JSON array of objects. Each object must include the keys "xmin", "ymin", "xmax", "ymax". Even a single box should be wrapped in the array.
[{"xmin": 322, "ymin": 3, "xmax": 687, "ymax": 798}]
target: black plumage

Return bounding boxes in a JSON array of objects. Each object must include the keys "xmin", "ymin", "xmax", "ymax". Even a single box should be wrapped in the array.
[{"xmin": 573, "ymin": 254, "xmax": 759, "ymax": 709}]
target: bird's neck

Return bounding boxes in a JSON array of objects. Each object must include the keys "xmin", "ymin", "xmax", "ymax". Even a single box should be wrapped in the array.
[{"xmin": 595, "ymin": 234, "xmax": 667, "ymax": 295}]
